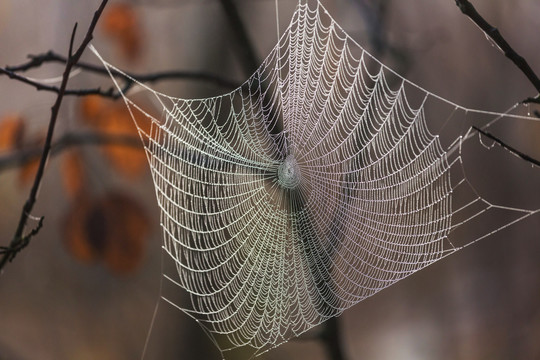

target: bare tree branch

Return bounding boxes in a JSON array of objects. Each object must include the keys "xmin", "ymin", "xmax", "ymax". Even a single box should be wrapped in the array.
[
  {"xmin": 523, "ymin": 95, "xmax": 540, "ymax": 105},
  {"xmin": 0, "ymin": 217, "xmax": 43, "ymax": 260},
  {"xmin": 1, "ymin": 52, "xmax": 239, "ymax": 100},
  {"xmin": 0, "ymin": 0, "xmax": 110, "ymax": 272},
  {"xmin": 473, "ymin": 126, "xmax": 540, "ymax": 167},
  {"xmin": 454, "ymin": 0, "xmax": 540, "ymax": 101},
  {"xmin": 454, "ymin": 1, "xmax": 540, "ymax": 167},
  {"xmin": 0, "ymin": 66, "xmax": 116, "ymax": 97},
  {"xmin": 0, "ymin": 132, "xmax": 141, "ymax": 172}
]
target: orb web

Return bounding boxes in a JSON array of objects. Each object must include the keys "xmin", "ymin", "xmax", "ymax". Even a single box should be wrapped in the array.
[{"xmin": 90, "ymin": 0, "xmax": 539, "ymax": 358}]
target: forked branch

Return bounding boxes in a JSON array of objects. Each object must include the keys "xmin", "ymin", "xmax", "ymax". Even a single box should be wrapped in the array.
[
  {"xmin": 454, "ymin": 0, "xmax": 540, "ymax": 102},
  {"xmin": 0, "ymin": 0, "xmax": 110, "ymax": 272},
  {"xmin": 1, "ymin": 50, "xmax": 238, "ymax": 98},
  {"xmin": 453, "ymin": 0, "xmax": 540, "ymax": 167},
  {"xmin": 473, "ymin": 126, "xmax": 540, "ymax": 167}
]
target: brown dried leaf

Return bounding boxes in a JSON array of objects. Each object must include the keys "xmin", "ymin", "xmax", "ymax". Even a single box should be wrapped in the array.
[
  {"xmin": 0, "ymin": 114, "xmax": 25, "ymax": 151},
  {"xmin": 63, "ymin": 197, "xmax": 101, "ymax": 263},
  {"xmin": 101, "ymin": 3, "xmax": 142, "ymax": 60},
  {"xmin": 100, "ymin": 193, "xmax": 150, "ymax": 274},
  {"xmin": 61, "ymin": 151, "xmax": 86, "ymax": 199},
  {"xmin": 63, "ymin": 192, "xmax": 150, "ymax": 274}
]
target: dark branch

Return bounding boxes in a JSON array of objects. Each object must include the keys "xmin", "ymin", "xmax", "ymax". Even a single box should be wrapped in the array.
[
  {"xmin": 0, "ymin": 67, "xmax": 116, "ymax": 98},
  {"xmin": 114, "ymin": 69, "xmax": 239, "ymax": 94},
  {"xmin": 473, "ymin": 126, "xmax": 540, "ymax": 167},
  {"xmin": 219, "ymin": 0, "xmax": 260, "ymax": 76},
  {"xmin": 2, "ymin": 51, "xmax": 239, "ymax": 99},
  {"xmin": 454, "ymin": 0, "xmax": 540, "ymax": 99},
  {"xmin": 0, "ymin": 132, "xmax": 142, "ymax": 172},
  {"xmin": 0, "ymin": 217, "xmax": 43, "ymax": 262},
  {"xmin": 523, "ymin": 95, "xmax": 540, "ymax": 105},
  {"xmin": 320, "ymin": 317, "xmax": 347, "ymax": 360},
  {"xmin": 0, "ymin": 0, "xmax": 110, "ymax": 271}
]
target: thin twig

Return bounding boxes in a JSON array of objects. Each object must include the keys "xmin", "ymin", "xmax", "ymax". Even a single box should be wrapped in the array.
[
  {"xmin": 454, "ymin": 0, "xmax": 540, "ymax": 100},
  {"xmin": 0, "ymin": 132, "xmax": 142, "ymax": 172},
  {"xmin": 0, "ymin": 217, "xmax": 43, "ymax": 262},
  {"xmin": 0, "ymin": 67, "xmax": 116, "ymax": 97},
  {"xmin": 523, "ymin": 95, "xmax": 540, "ymax": 105},
  {"xmin": 0, "ymin": 0, "xmax": 110, "ymax": 272},
  {"xmin": 455, "ymin": 1, "xmax": 540, "ymax": 165},
  {"xmin": 1, "ymin": 50, "xmax": 239, "ymax": 99},
  {"xmin": 473, "ymin": 126, "xmax": 540, "ymax": 167}
]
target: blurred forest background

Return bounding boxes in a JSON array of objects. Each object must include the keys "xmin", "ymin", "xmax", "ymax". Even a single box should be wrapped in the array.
[{"xmin": 0, "ymin": 0, "xmax": 540, "ymax": 359}]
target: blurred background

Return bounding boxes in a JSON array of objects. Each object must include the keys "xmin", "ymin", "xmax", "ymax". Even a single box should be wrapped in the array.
[{"xmin": 0, "ymin": 0, "xmax": 539, "ymax": 359}]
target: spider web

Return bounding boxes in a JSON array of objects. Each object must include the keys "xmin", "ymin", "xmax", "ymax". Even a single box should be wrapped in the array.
[{"xmin": 91, "ymin": 0, "xmax": 539, "ymax": 357}]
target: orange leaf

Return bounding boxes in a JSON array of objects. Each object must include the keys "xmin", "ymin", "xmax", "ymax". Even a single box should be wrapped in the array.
[
  {"xmin": 100, "ymin": 107, "xmax": 147, "ymax": 178},
  {"xmin": 105, "ymin": 144, "xmax": 148, "ymax": 178},
  {"xmin": 101, "ymin": 3, "xmax": 142, "ymax": 60},
  {"xmin": 79, "ymin": 96, "xmax": 153, "ymax": 178},
  {"xmin": 0, "ymin": 114, "xmax": 25, "ymax": 151},
  {"xmin": 18, "ymin": 158, "xmax": 40, "ymax": 186},
  {"xmin": 80, "ymin": 95, "xmax": 107, "ymax": 126},
  {"xmin": 100, "ymin": 106, "xmax": 137, "ymax": 135},
  {"xmin": 61, "ymin": 151, "xmax": 86, "ymax": 199},
  {"xmin": 102, "ymin": 3, "xmax": 137, "ymax": 35}
]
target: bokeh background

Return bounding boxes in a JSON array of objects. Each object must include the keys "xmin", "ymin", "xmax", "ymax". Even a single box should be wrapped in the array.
[{"xmin": 1, "ymin": 0, "xmax": 539, "ymax": 359}]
